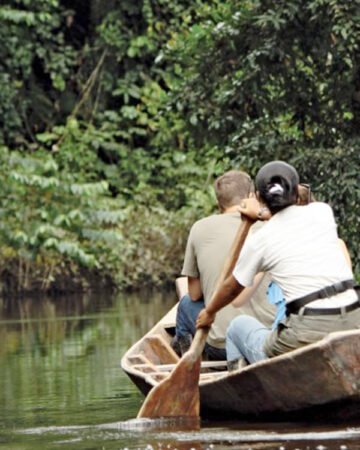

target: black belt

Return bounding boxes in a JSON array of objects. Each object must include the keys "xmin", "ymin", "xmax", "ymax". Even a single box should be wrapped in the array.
[
  {"xmin": 286, "ymin": 279, "xmax": 356, "ymax": 316},
  {"xmin": 301, "ymin": 300, "xmax": 360, "ymax": 316}
]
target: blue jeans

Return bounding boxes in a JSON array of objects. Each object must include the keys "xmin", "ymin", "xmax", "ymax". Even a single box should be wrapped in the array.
[
  {"xmin": 175, "ymin": 294, "xmax": 226, "ymax": 360},
  {"xmin": 226, "ymin": 315, "xmax": 271, "ymax": 364}
]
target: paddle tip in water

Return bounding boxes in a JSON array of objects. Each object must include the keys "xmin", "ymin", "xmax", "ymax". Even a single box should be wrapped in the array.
[{"xmin": 117, "ymin": 416, "xmax": 200, "ymax": 432}]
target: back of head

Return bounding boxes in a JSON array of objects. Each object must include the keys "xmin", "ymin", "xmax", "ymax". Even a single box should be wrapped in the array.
[
  {"xmin": 255, "ymin": 161, "xmax": 299, "ymax": 213},
  {"xmin": 214, "ymin": 170, "xmax": 253, "ymax": 212}
]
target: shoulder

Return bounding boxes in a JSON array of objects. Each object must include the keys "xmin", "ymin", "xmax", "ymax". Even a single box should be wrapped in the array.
[
  {"xmin": 250, "ymin": 220, "xmax": 266, "ymax": 235},
  {"xmin": 188, "ymin": 214, "xmax": 219, "ymax": 239},
  {"xmin": 308, "ymin": 201, "xmax": 332, "ymax": 211},
  {"xmin": 191, "ymin": 214, "xmax": 219, "ymax": 230},
  {"xmin": 277, "ymin": 203, "xmax": 336, "ymax": 228},
  {"xmin": 192, "ymin": 213, "xmax": 240, "ymax": 229},
  {"xmin": 241, "ymin": 223, "xmax": 267, "ymax": 253},
  {"xmin": 307, "ymin": 202, "xmax": 334, "ymax": 219},
  {"xmin": 275, "ymin": 202, "xmax": 333, "ymax": 219}
]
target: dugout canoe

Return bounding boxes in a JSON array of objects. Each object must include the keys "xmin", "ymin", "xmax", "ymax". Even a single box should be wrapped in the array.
[{"xmin": 121, "ymin": 303, "xmax": 360, "ymax": 421}]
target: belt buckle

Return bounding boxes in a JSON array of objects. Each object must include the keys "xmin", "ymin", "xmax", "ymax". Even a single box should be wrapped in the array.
[
  {"xmin": 319, "ymin": 285, "xmax": 335, "ymax": 299},
  {"xmin": 333, "ymin": 281, "xmax": 345, "ymax": 293}
]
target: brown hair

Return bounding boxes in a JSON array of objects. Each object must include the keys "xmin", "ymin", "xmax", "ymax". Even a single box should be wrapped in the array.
[{"xmin": 214, "ymin": 170, "xmax": 253, "ymax": 212}]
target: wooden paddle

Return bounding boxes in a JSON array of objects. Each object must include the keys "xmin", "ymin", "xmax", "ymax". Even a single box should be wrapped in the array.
[{"xmin": 137, "ymin": 216, "xmax": 254, "ymax": 419}]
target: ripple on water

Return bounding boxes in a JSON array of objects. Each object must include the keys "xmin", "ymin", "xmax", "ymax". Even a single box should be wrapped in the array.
[{"xmin": 16, "ymin": 420, "xmax": 360, "ymax": 450}]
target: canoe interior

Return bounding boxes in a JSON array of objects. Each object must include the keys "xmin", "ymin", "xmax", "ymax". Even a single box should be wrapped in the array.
[
  {"xmin": 121, "ymin": 305, "xmax": 229, "ymax": 393},
  {"xmin": 121, "ymin": 304, "xmax": 360, "ymax": 421}
]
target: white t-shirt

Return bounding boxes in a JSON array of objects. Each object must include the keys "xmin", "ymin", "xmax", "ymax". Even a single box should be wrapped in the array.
[{"xmin": 233, "ymin": 202, "xmax": 356, "ymax": 307}]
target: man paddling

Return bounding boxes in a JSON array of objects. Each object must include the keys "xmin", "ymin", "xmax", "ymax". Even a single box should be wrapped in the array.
[{"xmin": 196, "ymin": 161, "xmax": 360, "ymax": 360}]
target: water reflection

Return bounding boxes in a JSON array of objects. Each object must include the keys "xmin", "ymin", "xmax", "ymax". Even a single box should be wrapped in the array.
[
  {"xmin": 1, "ymin": 290, "xmax": 360, "ymax": 450},
  {"xmin": 0, "ymin": 289, "xmax": 177, "ymax": 432}
]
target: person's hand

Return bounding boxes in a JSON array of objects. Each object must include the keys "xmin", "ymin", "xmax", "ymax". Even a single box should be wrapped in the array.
[
  {"xmin": 238, "ymin": 198, "xmax": 271, "ymax": 221},
  {"xmin": 196, "ymin": 308, "xmax": 216, "ymax": 329}
]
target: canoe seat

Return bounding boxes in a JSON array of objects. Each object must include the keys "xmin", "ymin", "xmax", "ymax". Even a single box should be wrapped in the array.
[
  {"xmin": 151, "ymin": 360, "xmax": 228, "ymax": 373},
  {"xmin": 132, "ymin": 364, "xmax": 158, "ymax": 374},
  {"xmin": 143, "ymin": 369, "xmax": 227, "ymax": 386},
  {"xmin": 145, "ymin": 372, "xmax": 170, "ymax": 384},
  {"xmin": 137, "ymin": 333, "xmax": 179, "ymax": 365},
  {"xmin": 199, "ymin": 372, "xmax": 228, "ymax": 382},
  {"xmin": 127, "ymin": 354, "xmax": 151, "ymax": 365}
]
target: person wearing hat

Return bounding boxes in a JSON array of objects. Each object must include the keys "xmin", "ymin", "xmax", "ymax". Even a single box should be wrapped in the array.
[{"xmin": 196, "ymin": 160, "xmax": 359, "ymax": 365}]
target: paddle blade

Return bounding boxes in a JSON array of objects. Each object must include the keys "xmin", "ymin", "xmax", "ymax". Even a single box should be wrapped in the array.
[{"xmin": 137, "ymin": 350, "xmax": 201, "ymax": 418}]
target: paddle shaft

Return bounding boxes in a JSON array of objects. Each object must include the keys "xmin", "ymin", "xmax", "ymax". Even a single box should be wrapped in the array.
[
  {"xmin": 217, "ymin": 216, "xmax": 254, "ymax": 284},
  {"xmin": 137, "ymin": 215, "xmax": 254, "ymax": 418},
  {"xmin": 189, "ymin": 216, "xmax": 255, "ymax": 360}
]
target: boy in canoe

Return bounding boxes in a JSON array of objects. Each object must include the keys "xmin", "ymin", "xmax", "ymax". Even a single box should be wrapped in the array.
[
  {"xmin": 172, "ymin": 170, "xmax": 276, "ymax": 360},
  {"xmin": 196, "ymin": 161, "xmax": 359, "ymax": 364}
]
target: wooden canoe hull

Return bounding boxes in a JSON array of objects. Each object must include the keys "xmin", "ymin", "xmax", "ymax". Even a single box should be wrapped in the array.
[
  {"xmin": 121, "ymin": 304, "xmax": 360, "ymax": 420},
  {"xmin": 200, "ymin": 329, "xmax": 360, "ymax": 420}
]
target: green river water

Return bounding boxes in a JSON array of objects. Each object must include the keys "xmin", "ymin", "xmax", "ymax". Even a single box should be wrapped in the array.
[{"xmin": 0, "ymin": 289, "xmax": 359, "ymax": 450}]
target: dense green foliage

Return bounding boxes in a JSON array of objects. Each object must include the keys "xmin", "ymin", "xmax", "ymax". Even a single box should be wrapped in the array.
[
  {"xmin": 0, "ymin": 0, "xmax": 359, "ymax": 293},
  {"xmin": 166, "ymin": 0, "xmax": 360, "ymax": 269}
]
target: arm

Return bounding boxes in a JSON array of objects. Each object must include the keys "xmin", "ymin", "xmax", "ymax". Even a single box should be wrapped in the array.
[
  {"xmin": 175, "ymin": 277, "xmax": 188, "ymax": 300},
  {"xmin": 175, "ymin": 276, "xmax": 203, "ymax": 301},
  {"xmin": 196, "ymin": 274, "xmax": 244, "ymax": 328},
  {"xmin": 238, "ymin": 197, "xmax": 271, "ymax": 220},
  {"xmin": 188, "ymin": 276, "xmax": 203, "ymax": 301},
  {"xmin": 180, "ymin": 226, "xmax": 203, "ymax": 300},
  {"xmin": 338, "ymin": 238, "xmax": 352, "ymax": 269}
]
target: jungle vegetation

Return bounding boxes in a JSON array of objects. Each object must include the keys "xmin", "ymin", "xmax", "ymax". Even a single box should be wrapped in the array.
[{"xmin": 0, "ymin": 0, "xmax": 359, "ymax": 294}]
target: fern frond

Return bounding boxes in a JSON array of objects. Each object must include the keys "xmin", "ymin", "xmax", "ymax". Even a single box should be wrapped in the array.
[
  {"xmin": 91, "ymin": 209, "xmax": 126, "ymax": 225},
  {"xmin": 11, "ymin": 172, "xmax": 60, "ymax": 190},
  {"xmin": 56, "ymin": 241, "xmax": 98, "ymax": 267},
  {"xmin": 70, "ymin": 181, "xmax": 109, "ymax": 196},
  {"xmin": 82, "ymin": 229, "xmax": 123, "ymax": 244},
  {"xmin": 0, "ymin": 8, "xmax": 36, "ymax": 25}
]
